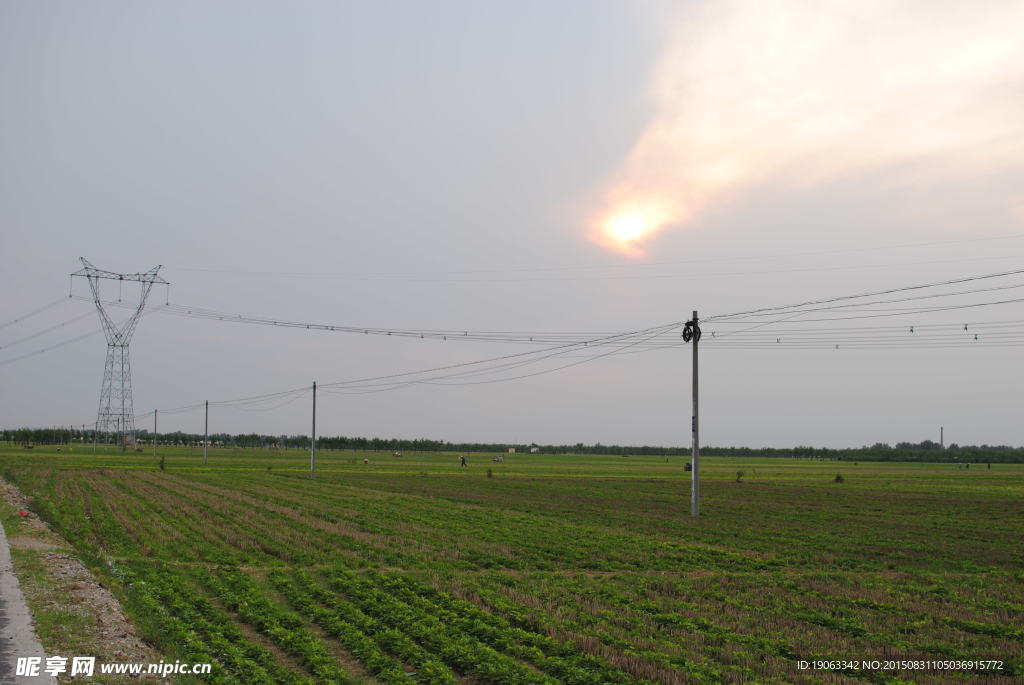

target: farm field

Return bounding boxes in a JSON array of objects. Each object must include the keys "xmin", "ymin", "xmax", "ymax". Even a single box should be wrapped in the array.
[{"xmin": 0, "ymin": 446, "xmax": 1021, "ymax": 684}]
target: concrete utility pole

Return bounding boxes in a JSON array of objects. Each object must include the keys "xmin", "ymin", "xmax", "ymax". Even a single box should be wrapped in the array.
[
  {"xmin": 691, "ymin": 311, "xmax": 700, "ymax": 517},
  {"xmin": 683, "ymin": 311, "xmax": 701, "ymax": 517},
  {"xmin": 941, "ymin": 426, "xmax": 944, "ymax": 448},
  {"xmin": 153, "ymin": 409, "xmax": 157, "ymax": 457},
  {"xmin": 203, "ymin": 400, "xmax": 209, "ymax": 465},
  {"xmin": 310, "ymin": 382, "xmax": 317, "ymax": 477}
]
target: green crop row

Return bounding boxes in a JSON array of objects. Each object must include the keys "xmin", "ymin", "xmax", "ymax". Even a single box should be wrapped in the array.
[
  {"xmin": 270, "ymin": 569, "xmax": 451, "ymax": 684},
  {"xmin": 113, "ymin": 562, "xmax": 312, "ymax": 685},
  {"xmin": 365, "ymin": 570, "xmax": 650, "ymax": 684},
  {"xmin": 203, "ymin": 567, "xmax": 363, "ymax": 685},
  {"xmin": 320, "ymin": 568, "xmax": 559, "ymax": 684}
]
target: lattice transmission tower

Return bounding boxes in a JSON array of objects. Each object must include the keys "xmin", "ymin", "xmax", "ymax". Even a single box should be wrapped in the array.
[{"xmin": 72, "ymin": 258, "xmax": 168, "ymax": 448}]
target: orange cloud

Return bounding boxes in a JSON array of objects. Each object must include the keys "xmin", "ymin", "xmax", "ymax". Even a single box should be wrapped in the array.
[{"xmin": 591, "ymin": 0, "xmax": 1024, "ymax": 255}]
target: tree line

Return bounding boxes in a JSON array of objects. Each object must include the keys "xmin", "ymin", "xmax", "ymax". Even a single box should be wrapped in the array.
[{"xmin": 2, "ymin": 428, "xmax": 1021, "ymax": 462}]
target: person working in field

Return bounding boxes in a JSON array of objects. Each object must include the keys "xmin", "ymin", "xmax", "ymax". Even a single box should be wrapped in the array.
[{"xmin": 459, "ymin": 455, "xmax": 467, "ymax": 467}]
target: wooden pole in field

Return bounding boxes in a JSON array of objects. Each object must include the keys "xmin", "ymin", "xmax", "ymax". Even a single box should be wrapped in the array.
[{"xmin": 310, "ymin": 382, "xmax": 317, "ymax": 477}]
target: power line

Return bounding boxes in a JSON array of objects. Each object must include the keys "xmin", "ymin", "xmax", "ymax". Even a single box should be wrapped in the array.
[
  {"xmin": 0, "ymin": 311, "xmax": 95, "ymax": 350},
  {"xmin": 73, "ymin": 270, "xmax": 1024, "ymax": 347},
  {"xmin": 0, "ymin": 329, "xmax": 102, "ymax": 367},
  {"xmin": 705, "ymin": 297, "xmax": 1024, "ymax": 342},
  {"xmin": 711, "ymin": 280, "xmax": 1024, "ymax": 320},
  {"xmin": 422, "ymin": 326, "xmax": 675, "ymax": 387},
  {"xmin": 318, "ymin": 322, "xmax": 682, "ymax": 392},
  {"xmin": 23, "ymin": 264, "xmax": 1024, "ymax": 427},
  {"xmin": 711, "ymin": 318, "xmax": 1024, "ymax": 334},
  {"xmin": 158, "ymin": 253, "xmax": 1024, "ymax": 284},
  {"xmin": 165, "ymin": 232, "xmax": 1024, "ymax": 279},
  {"xmin": 15, "ymin": 270, "xmax": 1024, "ymax": 374},
  {"xmin": 0, "ymin": 297, "xmax": 70, "ymax": 330},
  {"xmin": 322, "ymin": 324, "xmax": 680, "ymax": 394},
  {"xmin": 705, "ymin": 267, "xmax": 1024, "ymax": 322},
  {"xmin": 0, "ymin": 304, "xmax": 167, "ymax": 367},
  {"xmin": 708, "ymin": 330, "xmax": 1023, "ymax": 344},
  {"xmin": 136, "ymin": 321, "xmax": 682, "ymax": 413},
  {"xmin": 703, "ymin": 340, "xmax": 1024, "ymax": 349},
  {"xmin": 74, "ymin": 295, "xmax": 652, "ymax": 346}
]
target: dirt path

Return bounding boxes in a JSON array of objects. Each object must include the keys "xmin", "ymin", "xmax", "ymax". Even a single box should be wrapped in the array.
[
  {"xmin": 0, "ymin": 516, "xmax": 57, "ymax": 685},
  {"xmin": 0, "ymin": 478, "xmax": 159, "ymax": 683}
]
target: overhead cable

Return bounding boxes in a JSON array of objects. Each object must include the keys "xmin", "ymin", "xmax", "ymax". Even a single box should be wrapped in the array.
[
  {"xmin": 0, "ymin": 297, "xmax": 70, "ymax": 330},
  {"xmin": 704, "ymin": 267, "xmax": 1024, "ymax": 322}
]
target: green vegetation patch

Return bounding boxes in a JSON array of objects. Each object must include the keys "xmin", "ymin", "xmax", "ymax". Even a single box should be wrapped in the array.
[{"xmin": 0, "ymin": 446, "xmax": 1020, "ymax": 683}]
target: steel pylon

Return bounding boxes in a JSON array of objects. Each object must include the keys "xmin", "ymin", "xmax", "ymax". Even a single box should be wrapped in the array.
[{"xmin": 72, "ymin": 258, "xmax": 168, "ymax": 449}]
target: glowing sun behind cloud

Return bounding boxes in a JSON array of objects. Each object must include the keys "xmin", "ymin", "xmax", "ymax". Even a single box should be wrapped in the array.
[
  {"xmin": 594, "ymin": 198, "xmax": 680, "ymax": 256},
  {"xmin": 590, "ymin": 0, "xmax": 1024, "ymax": 256}
]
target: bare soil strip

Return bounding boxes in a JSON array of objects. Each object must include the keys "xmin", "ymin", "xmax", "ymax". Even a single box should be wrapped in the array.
[{"xmin": 0, "ymin": 478, "xmax": 160, "ymax": 683}]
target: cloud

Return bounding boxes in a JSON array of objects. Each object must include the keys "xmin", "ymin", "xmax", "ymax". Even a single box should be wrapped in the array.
[{"xmin": 591, "ymin": 0, "xmax": 1024, "ymax": 255}]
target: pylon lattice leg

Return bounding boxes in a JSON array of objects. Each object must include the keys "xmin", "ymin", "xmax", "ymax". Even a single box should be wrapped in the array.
[{"xmin": 96, "ymin": 345, "xmax": 135, "ymax": 446}]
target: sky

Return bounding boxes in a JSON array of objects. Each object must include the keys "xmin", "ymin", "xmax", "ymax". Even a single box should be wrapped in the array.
[{"xmin": 2, "ymin": 0, "xmax": 1023, "ymax": 449}]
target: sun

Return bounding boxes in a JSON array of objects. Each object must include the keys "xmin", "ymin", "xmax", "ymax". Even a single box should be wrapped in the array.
[
  {"xmin": 592, "ymin": 201, "xmax": 677, "ymax": 256},
  {"xmin": 606, "ymin": 213, "xmax": 651, "ymax": 243}
]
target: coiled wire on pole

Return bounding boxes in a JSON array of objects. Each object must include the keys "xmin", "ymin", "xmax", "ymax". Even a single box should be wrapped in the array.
[{"xmin": 682, "ymin": 319, "xmax": 701, "ymax": 343}]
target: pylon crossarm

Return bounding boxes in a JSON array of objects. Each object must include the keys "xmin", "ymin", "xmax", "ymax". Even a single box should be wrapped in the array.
[
  {"xmin": 79, "ymin": 266, "xmax": 160, "ymax": 346},
  {"xmin": 72, "ymin": 257, "xmax": 168, "ymax": 285}
]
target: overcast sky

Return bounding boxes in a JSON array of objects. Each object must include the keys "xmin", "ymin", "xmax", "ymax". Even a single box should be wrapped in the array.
[{"xmin": 2, "ymin": 1, "xmax": 1023, "ymax": 448}]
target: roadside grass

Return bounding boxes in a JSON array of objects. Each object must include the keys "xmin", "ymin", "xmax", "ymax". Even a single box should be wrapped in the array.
[
  {"xmin": 1, "ymin": 478, "xmax": 158, "ymax": 684},
  {"xmin": 8, "ymin": 549, "xmax": 101, "ymax": 670},
  {"xmin": 1, "ymin": 494, "xmax": 28, "ymax": 537}
]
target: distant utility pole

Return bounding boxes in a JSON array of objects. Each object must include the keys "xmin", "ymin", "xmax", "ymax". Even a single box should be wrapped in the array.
[
  {"xmin": 941, "ymin": 426, "xmax": 944, "ymax": 448},
  {"xmin": 153, "ymin": 409, "xmax": 158, "ymax": 457},
  {"xmin": 310, "ymin": 382, "xmax": 317, "ymax": 477},
  {"xmin": 683, "ymin": 311, "xmax": 702, "ymax": 517},
  {"xmin": 203, "ymin": 400, "xmax": 209, "ymax": 465}
]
